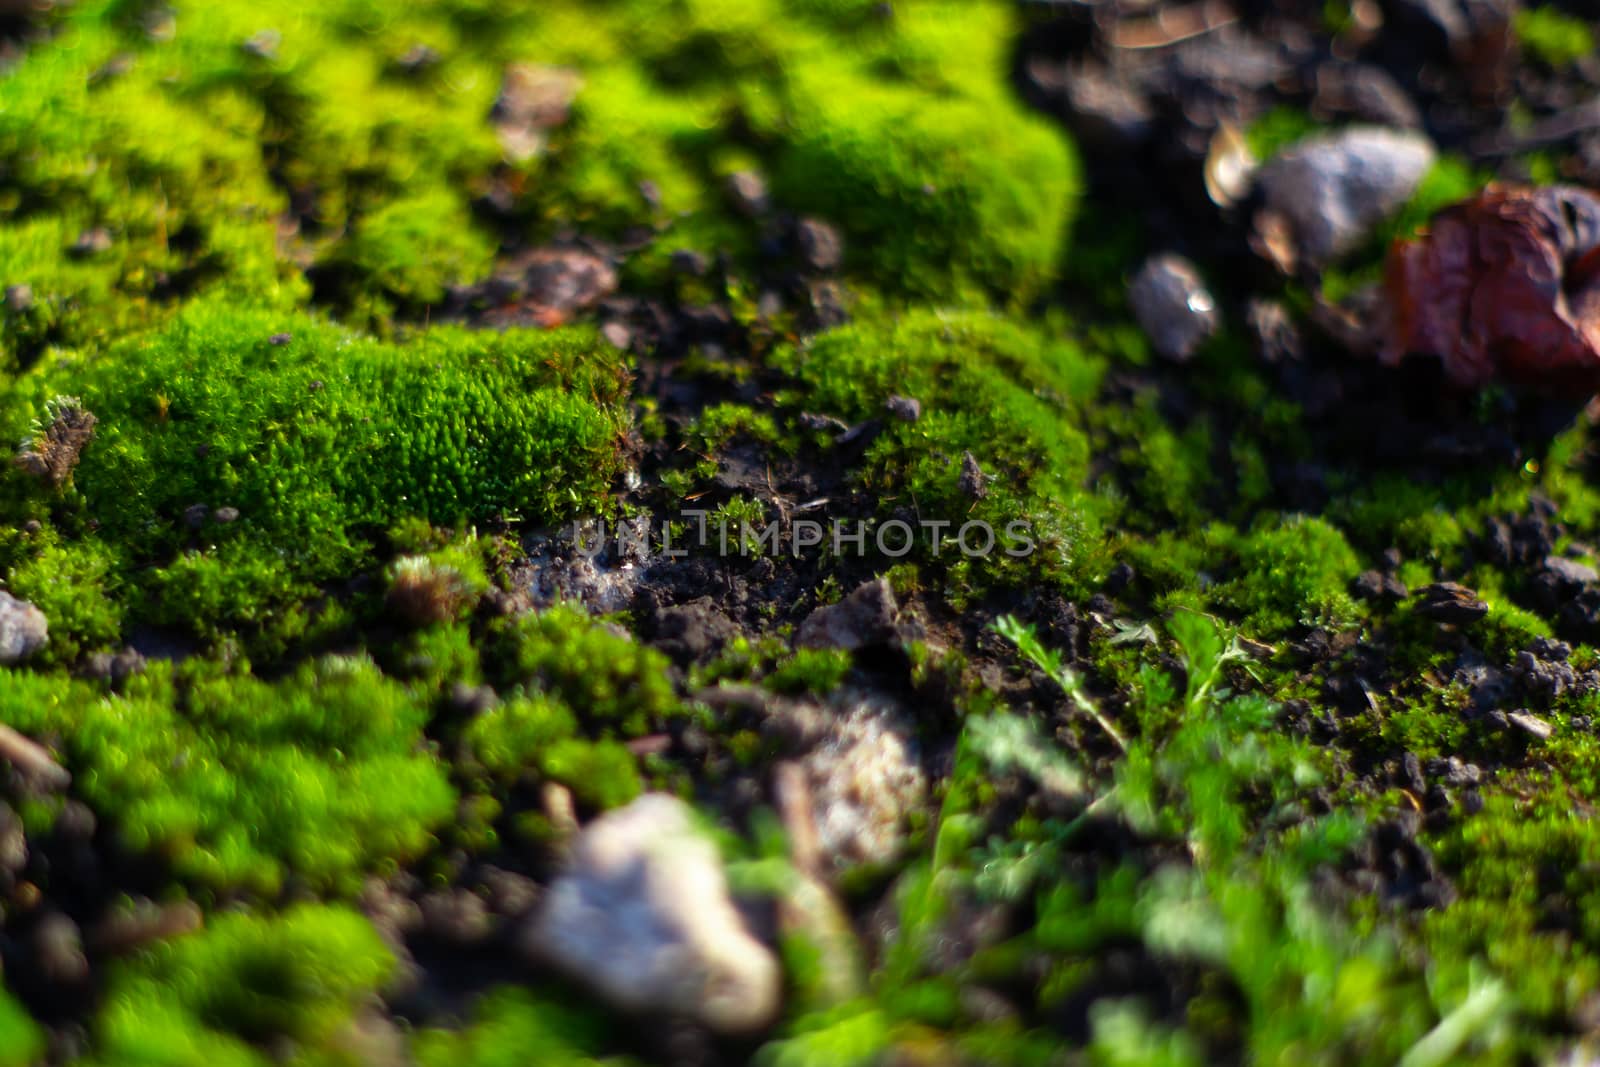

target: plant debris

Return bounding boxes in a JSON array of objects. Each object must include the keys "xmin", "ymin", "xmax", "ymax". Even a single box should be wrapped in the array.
[{"xmin": 1384, "ymin": 184, "xmax": 1600, "ymax": 389}]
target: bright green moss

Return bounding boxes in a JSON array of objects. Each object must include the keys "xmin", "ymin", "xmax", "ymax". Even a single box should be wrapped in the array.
[
  {"xmin": 0, "ymin": 991, "xmax": 42, "ymax": 1067},
  {"xmin": 0, "ymin": 659, "xmax": 454, "ymax": 895},
  {"xmin": 465, "ymin": 692, "xmax": 580, "ymax": 775},
  {"xmin": 89, "ymin": 905, "xmax": 392, "ymax": 1067},
  {"xmin": 774, "ymin": 309, "xmax": 1105, "ymax": 586},
  {"xmin": 773, "ymin": 62, "xmax": 1078, "ymax": 304},
  {"xmin": 1515, "ymin": 7, "xmax": 1596, "ymax": 68},
  {"xmin": 2, "ymin": 532, "xmax": 125, "ymax": 664},
  {"xmin": 333, "ymin": 189, "xmax": 497, "ymax": 318},
  {"xmin": 485, "ymin": 606, "xmax": 682, "ymax": 737},
  {"xmin": 461, "ymin": 688, "xmax": 647, "ymax": 809},
  {"xmin": 1, "ymin": 302, "xmax": 630, "ymax": 650},
  {"xmin": 1214, "ymin": 514, "xmax": 1364, "ymax": 634},
  {"xmin": 768, "ymin": 647, "xmax": 853, "ymax": 696}
]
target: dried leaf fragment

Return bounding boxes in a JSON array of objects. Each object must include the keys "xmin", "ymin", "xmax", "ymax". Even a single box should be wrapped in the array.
[
  {"xmin": 1384, "ymin": 184, "xmax": 1600, "ymax": 389},
  {"xmin": 14, "ymin": 395, "xmax": 96, "ymax": 488}
]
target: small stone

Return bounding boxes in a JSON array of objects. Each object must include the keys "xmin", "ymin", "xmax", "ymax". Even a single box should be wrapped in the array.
[
  {"xmin": 268, "ymin": 332, "xmax": 292, "ymax": 346},
  {"xmin": 5, "ymin": 284, "xmax": 32, "ymax": 313},
  {"xmin": 884, "ymin": 395, "xmax": 921, "ymax": 422},
  {"xmin": 212, "ymin": 506, "xmax": 240, "ymax": 524},
  {"xmin": 1401, "ymin": 751, "xmax": 1427, "ymax": 795},
  {"xmin": 1058, "ymin": 59, "xmax": 1154, "ymax": 146},
  {"xmin": 396, "ymin": 43, "xmax": 441, "ymax": 74},
  {"xmin": 796, "ymin": 218, "xmax": 844, "ymax": 273},
  {"xmin": 1352, "ymin": 569, "xmax": 1408, "ymax": 602},
  {"xmin": 68, "ymin": 228, "xmax": 113, "ymax": 258},
  {"xmin": 1128, "ymin": 253, "xmax": 1219, "ymax": 363},
  {"xmin": 1508, "ymin": 710, "xmax": 1554, "ymax": 740},
  {"xmin": 522, "ymin": 247, "xmax": 618, "ymax": 320},
  {"xmin": 241, "ymin": 29, "xmax": 280, "ymax": 60},
  {"xmin": 0, "ymin": 803, "xmax": 26, "ymax": 873},
  {"xmin": 1545, "ymin": 555, "xmax": 1599, "ymax": 590},
  {"xmin": 493, "ymin": 64, "xmax": 582, "ymax": 162},
  {"xmin": 601, "ymin": 321, "xmax": 632, "ymax": 351},
  {"xmin": 33, "ymin": 912, "xmax": 88, "ymax": 986},
  {"xmin": 670, "ymin": 249, "xmax": 710, "ymax": 277},
  {"xmin": 418, "ymin": 889, "xmax": 493, "ymax": 946},
  {"xmin": 958, "ymin": 450, "xmax": 988, "ymax": 500},
  {"xmin": 800, "ymin": 697, "xmax": 926, "ymax": 870},
  {"xmin": 797, "ymin": 577, "xmax": 898, "ymax": 652},
  {"xmin": 522, "ymin": 794, "xmax": 780, "ymax": 1033},
  {"xmin": 1255, "ymin": 126, "xmax": 1436, "ymax": 268},
  {"xmin": 725, "ymin": 170, "xmax": 770, "ymax": 217},
  {"xmin": 0, "ymin": 591, "xmax": 47, "ymax": 665},
  {"xmin": 1426, "ymin": 756, "xmax": 1482, "ymax": 788},
  {"xmin": 1413, "ymin": 582, "xmax": 1489, "ymax": 624}
]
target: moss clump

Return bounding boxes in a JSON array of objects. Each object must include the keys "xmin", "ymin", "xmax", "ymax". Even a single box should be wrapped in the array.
[
  {"xmin": 462, "ymin": 692, "xmax": 644, "ymax": 811},
  {"xmin": 485, "ymin": 606, "xmax": 683, "ymax": 737},
  {"xmin": 1514, "ymin": 7, "xmax": 1596, "ymax": 68},
  {"xmin": 88, "ymin": 904, "xmax": 392, "ymax": 1066},
  {"xmin": 1213, "ymin": 515, "xmax": 1364, "ymax": 634},
  {"xmin": 0, "ymin": 302, "xmax": 630, "ymax": 652},
  {"xmin": 0, "ymin": 658, "xmax": 453, "ymax": 896},
  {"xmin": 332, "ymin": 189, "xmax": 498, "ymax": 316},
  {"xmin": 774, "ymin": 309, "xmax": 1104, "ymax": 586},
  {"xmin": 457, "ymin": 606, "xmax": 689, "ymax": 812},
  {"xmin": 772, "ymin": 63, "xmax": 1078, "ymax": 304}
]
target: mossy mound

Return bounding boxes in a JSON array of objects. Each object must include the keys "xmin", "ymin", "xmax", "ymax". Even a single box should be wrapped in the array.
[
  {"xmin": 0, "ymin": 0, "xmax": 1080, "ymax": 354},
  {"xmin": 0, "ymin": 659, "xmax": 453, "ymax": 896},
  {"xmin": 88, "ymin": 904, "xmax": 393, "ymax": 1067},
  {"xmin": 774, "ymin": 309, "xmax": 1105, "ymax": 586},
  {"xmin": 771, "ymin": 64, "xmax": 1078, "ymax": 304},
  {"xmin": 0, "ymin": 302, "xmax": 631, "ymax": 654}
]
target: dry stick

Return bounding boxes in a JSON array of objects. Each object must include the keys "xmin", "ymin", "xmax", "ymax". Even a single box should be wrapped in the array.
[{"xmin": 1105, "ymin": 0, "xmax": 1238, "ymax": 51}]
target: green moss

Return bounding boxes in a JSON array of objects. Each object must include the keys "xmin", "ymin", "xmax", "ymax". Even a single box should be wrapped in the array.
[
  {"xmin": 0, "ymin": 992, "xmax": 42, "ymax": 1067},
  {"xmin": 774, "ymin": 309, "xmax": 1105, "ymax": 588},
  {"xmin": 1515, "ymin": 7, "xmax": 1596, "ymax": 68},
  {"xmin": 768, "ymin": 647, "xmax": 853, "ymax": 696},
  {"xmin": 463, "ymin": 720, "xmax": 644, "ymax": 816},
  {"xmin": 1215, "ymin": 514, "xmax": 1364, "ymax": 634},
  {"xmin": 1245, "ymin": 106, "xmax": 1320, "ymax": 160},
  {"xmin": 2, "ymin": 532, "xmax": 125, "ymax": 664},
  {"xmin": 0, "ymin": 659, "xmax": 454, "ymax": 895},
  {"xmin": 2, "ymin": 302, "xmax": 630, "ymax": 653},
  {"xmin": 485, "ymin": 606, "xmax": 682, "ymax": 737},
  {"xmin": 334, "ymin": 189, "xmax": 497, "ymax": 318},
  {"xmin": 89, "ymin": 904, "xmax": 392, "ymax": 1067},
  {"xmin": 413, "ymin": 985, "xmax": 637, "ymax": 1066},
  {"xmin": 772, "ymin": 62, "xmax": 1078, "ymax": 304}
]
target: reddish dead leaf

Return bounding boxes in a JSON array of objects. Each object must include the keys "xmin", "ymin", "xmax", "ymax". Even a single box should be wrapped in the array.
[{"xmin": 1383, "ymin": 184, "xmax": 1600, "ymax": 390}]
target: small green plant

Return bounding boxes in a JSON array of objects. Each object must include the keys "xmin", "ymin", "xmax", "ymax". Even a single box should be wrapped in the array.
[{"xmin": 993, "ymin": 614, "xmax": 1126, "ymax": 749}]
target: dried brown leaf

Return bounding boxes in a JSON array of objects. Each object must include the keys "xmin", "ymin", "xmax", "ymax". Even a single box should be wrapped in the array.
[{"xmin": 14, "ymin": 396, "xmax": 96, "ymax": 488}]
